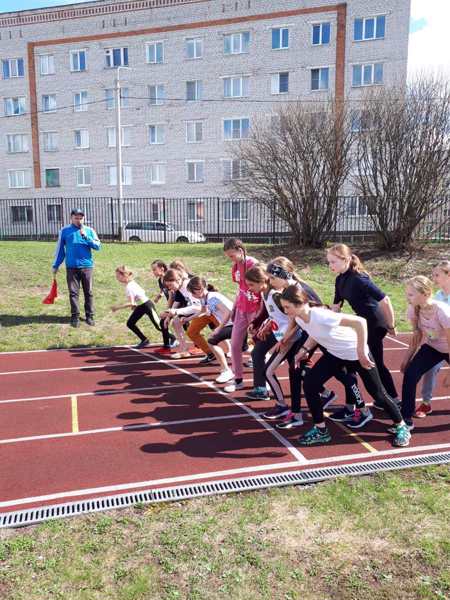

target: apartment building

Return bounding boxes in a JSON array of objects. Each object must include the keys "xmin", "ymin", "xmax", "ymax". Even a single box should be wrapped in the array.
[{"xmin": 0, "ymin": 0, "xmax": 410, "ymax": 224}]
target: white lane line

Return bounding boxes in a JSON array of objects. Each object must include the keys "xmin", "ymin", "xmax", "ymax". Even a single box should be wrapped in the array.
[
  {"xmin": 131, "ymin": 347, "xmax": 308, "ymax": 464},
  {"xmin": 2, "ymin": 444, "xmax": 449, "ymax": 510},
  {"xmin": 0, "ymin": 359, "xmax": 160, "ymax": 376},
  {"xmin": 386, "ymin": 335, "xmax": 410, "ymax": 348},
  {"xmin": 0, "ymin": 413, "xmax": 250, "ymax": 446},
  {"xmin": 0, "ymin": 344, "xmax": 137, "ymax": 355}
]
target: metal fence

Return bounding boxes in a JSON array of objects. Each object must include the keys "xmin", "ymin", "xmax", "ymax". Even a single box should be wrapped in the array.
[{"xmin": 0, "ymin": 196, "xmax": 449, "ymax": 244}]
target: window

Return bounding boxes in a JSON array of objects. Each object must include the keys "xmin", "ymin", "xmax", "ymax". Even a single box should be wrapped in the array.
[
  {"xmin": 186, "ymin": 120, "xmax": 203, "ymax": 143},
  {"xmin": 312, "ymin": 22, "xmax": 331, "ymax": 45},
  {"xmin": 70, "ymin": 49, "xmax": 87, "ymax": 72},
  {"xmin": 11, "ymin": 205, "xmax": 33, "ymax": 222},
  {"xmin": 272, "ymin": 27, "xmax": 289, "ymax": 50},
  {"xmin": 148, "ymin": 124, "xmax": 166, "ymax": 144},
  {"xmin": 311, "ymin": 67, "xmax": 329, "ymax": 91},
  {"xmin": 148, "ymin": 84, "xmax": 165, "ymax": 105},
  {"xmin": 186, "ymin": 161, "xmax": 204, "ymax": 183},
  {"xmin": 223, "ymin": 118, "xmax": 250, "ymax": 140},
  {"xmin": 107, "ymin": 165, "xmax": 132, "ymax": 186},
  {"xmin": 223, "ymin": 76, "xmax": 249, "ymax": 98},
  {"xmin": 42, "ymin": 94, "xmax": 57, "ymax": 113},
  {"xmin": 186, "ymin": 37, "xmax": 203, "ymax": 59},
  {"xmin": 74, "ymin": 91, "xmax": 88, "ymax": 112},
  {"xmin": 47, "ymin": 204, "xmax": 62, "ymax": 223},
  {"xmin": 354, "ymin": 15, "xmax": 385, "ymax": 41},
  {"xmin": 2, "ymin": 58, "xmax": 24, "ymax": 79},
  {"xmin": 106, "ymin": 126, "xmax": 132, "ymax": 147},
  {"xmin": 344, "ymin": 197, "xmax": 371, "ymax": 217},
  {"xmin": 271, "ymin": 72, "xmax": 289, "ymax": 94},
  {"xmin": 8, "ymin": 170, "xmax": 31, "ymax": 189},
  {"xmin": 45, "ymin": 168, "xmax": 60, "ymax": 188},
  {"xmin": 224, "ymin": 200, "xmax": 248, "ymax": 220},
  {"xmin": 4, "ymin": 97, "xmax": 25, "ymax": 116},
  {"xmin": 352, "ymin": 63, "xmax": 383, "ymax": 87},
  {"xmin": 7, "ymin": 134, "xmax": 29, "ymax": 153},
  {"xmin": 186, "ymin": 80, "xmax": 202, "ymax": 101},
  {"xmin": 39, "ymin": 54, "xmax": 55, "ymax": 75},
  {"xmin": 223, "ymin": 159, "xmax": 246, "ymax": 182},
  {"xmin": 187, "ymin": 200, "xmax": 205, "ymax": 221},
  {"xmin": 105, "ymin": 87, "xmax": 129, "ymax": 110},
  {"xmin": 43, "ymin": 131, "xmax": 58, "ymax": 152},
  {"xmin": 75, "ymin": 166, "xmax": 91, "ymax": 186},
  {"xmin": 74, "ymin": 129, "xmax": 89, "ymax": 149},
  {"xmin": 146, "ymin": 41, "xmax": 164, "ymax": 64},
  {"xmin": 224, "ymin": 31, "xmax": 250, "ymax": 54},
  {"xmin": 105, "ymin": 47, "xmax": 128, "ymax": 68},
  {"xmin": 149, "ymin": 163, "xmax": 166, "ymax": 185}
]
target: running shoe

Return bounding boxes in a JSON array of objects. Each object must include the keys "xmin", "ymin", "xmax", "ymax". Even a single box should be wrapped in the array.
[
  {"xmin": 393, "ymin": 424, "xmax": 412, "ymax": 447},
  {"xmin": 262, "ymin": 405, "xmax": 290, "ymax": 420},
  {"xmin": 246, "ymin": 387, "xmax": 270, "ymax": 401},
  {"xmin": 135, "ymin": 339, "xmax": 150, "ymax": 349},
  {"xmin": 327, "ymin": 407, "xmax": 355, "ymax": 423},
  {"xmin": 224, "ymin": 380, "xmax": 244, "ymax": 393},
  {"xmin": 171, "ymin": 352, "xmax": 191, "ymax": 359},
  {"xmin": 216, "ymin": 369, "xmax": 234, "ymax": 384},
  {"xmin": 276, "ymin": 412, "xmax": 304, "ymax": 429},
  {"xmin": 199, "ymin": 353, "xmax": 216, "ymax": 365},
  {"xmin": 387, "ymin": 422, "xmax": 414, "ymax": 435},
  {"xmin": 415, "ymin": 403, "xmax": 432, "ymax": 418},
  {"xmin": 298, "ymin": 426, "xmax": 331, "ymax": 446},
  {"xmin": 346, "ymin": 408, "xmax": 373, "ymax": 429}
]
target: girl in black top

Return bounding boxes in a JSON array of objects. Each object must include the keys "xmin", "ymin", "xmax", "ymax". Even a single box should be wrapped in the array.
[
  {"xmin": 327, "ymin": 244, "xmax": 398, "ymax": 414},
  {"xmin": 150, "ymin": 259, "xmax": 176, "ymax": 351}
]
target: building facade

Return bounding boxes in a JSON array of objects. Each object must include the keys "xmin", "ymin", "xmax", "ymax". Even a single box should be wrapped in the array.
[{"xmin": 0, "ymin": 0, "xmax": 410, "ymax": 234}]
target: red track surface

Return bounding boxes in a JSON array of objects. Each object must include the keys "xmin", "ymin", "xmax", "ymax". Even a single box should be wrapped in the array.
[{"xmin": 1, "ymin": 334, "xmax": 449, "ymax": 515}]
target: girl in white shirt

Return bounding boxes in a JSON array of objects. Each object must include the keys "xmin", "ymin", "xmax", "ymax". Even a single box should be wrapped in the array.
[
  {"xmin": 280, "ymin": 285, "xmax": 410, "ymax": 448},
  {"xmin": 112, "ymin": 265, "xmax": 160, "ymax": 349}
]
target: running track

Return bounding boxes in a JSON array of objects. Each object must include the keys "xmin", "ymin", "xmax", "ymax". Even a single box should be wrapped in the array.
[{"xmin": 1, "ymin": 334, "xmax": 449, "ymax": 525}]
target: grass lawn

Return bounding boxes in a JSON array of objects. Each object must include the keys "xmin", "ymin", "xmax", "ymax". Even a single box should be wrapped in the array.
[{"xmin": 1, "ymin": 241, "xmax": 449, "ymax": 599}]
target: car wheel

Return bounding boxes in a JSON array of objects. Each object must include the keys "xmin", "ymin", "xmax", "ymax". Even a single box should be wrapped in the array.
[
  {"xmin": 176, "ymin": 236, "xmax": 189, "ymax": 243},
  {"xmin": 129, "ymin": 236, "xmax": 141, "ymax": 242}
]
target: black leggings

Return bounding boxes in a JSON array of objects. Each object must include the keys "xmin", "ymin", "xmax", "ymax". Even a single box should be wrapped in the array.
[
  {"xmin": 127, "ymin": 301, "xmax": 161, "ymax": 342},
  {"xmin": 159, "ymin": 318, "xmax": 176, "ymax": 347},
  {"xmin": 368, "ymin": 326, "xmax": 398, "ymax": 399},
  {"xmin": 402, "ymin": 343, "xmax": 449, "ymax": 424},
  {"xmin": 251, "ymin": 333, "xmax": 278, "ymax": 388},
  {"xmin": 304, "ymin": 350, "xmax": 403, "ymax": 425}
]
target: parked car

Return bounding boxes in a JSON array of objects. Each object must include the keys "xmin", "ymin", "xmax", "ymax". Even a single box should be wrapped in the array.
[{"xmin": 123, "ymin": 221, "xmax": 206, "ymax": 243}]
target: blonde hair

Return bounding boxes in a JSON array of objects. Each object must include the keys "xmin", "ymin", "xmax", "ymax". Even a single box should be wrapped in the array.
[
  {"xmin": 406, "ymin": 275, "xmax": 433, "ymax": 332},
  {"xmin": 115, "ymin": 265, "xmax": 134, "ymax": 280},
  {"xmin": 327, "ymin": 244, "xmax": 368, "ymax": 275},
  {"xmin": 169, "ymin": 259, "xmax": 190, "ymax": 274}
]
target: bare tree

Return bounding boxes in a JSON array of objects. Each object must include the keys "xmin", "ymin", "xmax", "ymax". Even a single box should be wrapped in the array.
[
  {"xmin": 352, "ymin": 76, "xmax": 450, "ymax": 250},
  {"xmin": 229, "ymin": 101, "xmax": 355, "ymax": 247}
]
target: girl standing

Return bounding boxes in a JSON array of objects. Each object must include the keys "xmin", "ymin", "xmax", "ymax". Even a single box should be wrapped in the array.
[
  {"xmin": 223, "ymin": 238, "xmax": 261, "ymax": 393},
  {"xmin": 150, "ymin": 259, "xmax": 177, "ymax": 352},
  {"xmin": 327, "ymin": 244, "xmax": 399, "ymax": 423},
  {"xmin": 280, "ymin": 285, "xmax": 410, "ymax": 447},
  {"xmin": 112, "ymin": 266, "xmax": 160, "ymax": 348},
  {"xmin": 400, "ymin": 276, "xmax": 450, "ymax": 431},
  {"xmin": 417, "ymin": 261, "xmax": 450, "ymax": 417}
]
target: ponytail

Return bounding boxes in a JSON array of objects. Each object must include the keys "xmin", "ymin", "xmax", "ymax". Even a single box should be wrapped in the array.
[
  {"xmin": 327, "ymin": 244, "xmax": 368, "ymax": 275},
  {"xmin": 187, "ymin": 276, "xmax": 218, "ymax": 293}
]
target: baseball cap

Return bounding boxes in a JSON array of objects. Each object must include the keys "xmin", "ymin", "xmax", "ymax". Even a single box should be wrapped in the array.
[{"xmin": 70, "ymin": 208, "xmax": 85, "ymax": 216}]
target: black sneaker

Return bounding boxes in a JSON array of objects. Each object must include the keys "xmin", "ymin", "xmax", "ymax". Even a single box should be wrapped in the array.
[
  {"xmin": 70, "ymin": 318, "xmax": 80, "ymax": 328},
  {"xmin": 86, "ymin": 317, "xmax": 95, "ymax": 326},
  {"xmin": 328, "ymin": 407, "xmax": 355, "ymax": 423},
  {"xmin": 262, "ymin": 405, "xmax": 290, "ymax": 420},
  {"xmin": 135, "ymin": 339, "xmax": 150, "ymax": 349},
  {"xmin": 199, "ymin": 353, "xmax": 216, "ymax": 365}
]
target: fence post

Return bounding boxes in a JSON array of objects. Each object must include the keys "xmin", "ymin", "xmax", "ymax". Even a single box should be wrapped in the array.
[
  {"xmin": 271, "ymin": 201, "xmax": 276, "ymax": 245},
  {"xmin": 216, "ymin": 197, "xmax": 220, "ymax": 241},
  {"xmin": 109, "ymin": 197, "xmax": 115, "ymax": 240},
  {"xmin": 163, "ymin": 197, "xmax": 167, "ymax": 244}
]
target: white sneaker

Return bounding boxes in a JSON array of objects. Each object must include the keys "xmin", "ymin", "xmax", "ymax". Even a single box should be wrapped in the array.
[
  {"xmin": 215, "ymin": 369, "xmax": 234, "ymax": 384},
  {"xmin": 224, "ymin": 380, "xmax": 244, "ymax": 393}
]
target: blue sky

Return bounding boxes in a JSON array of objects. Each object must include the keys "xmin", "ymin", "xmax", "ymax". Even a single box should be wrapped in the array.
[{"xmin": 1, "ymin": 0, "xmax": 448, "ymax": 75}]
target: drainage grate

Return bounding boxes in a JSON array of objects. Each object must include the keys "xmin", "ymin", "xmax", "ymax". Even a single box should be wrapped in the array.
[{"xmin": 2, "ymin": 452, "xmax": 449, "ymax": 528}]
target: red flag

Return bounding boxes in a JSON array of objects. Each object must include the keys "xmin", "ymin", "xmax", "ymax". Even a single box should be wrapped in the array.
[{"xmin": 42, "ymin": 279, "xmax": 58, "ymax": 304}]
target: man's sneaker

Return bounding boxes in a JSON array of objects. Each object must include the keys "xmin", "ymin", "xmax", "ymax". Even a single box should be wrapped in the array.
[
  {"xmin": 320, "ymin": 389, "xmax": 338, "ymax": 410},
  {"xmin": 262, "ymin": 405, "xmax": 290, "ymax": 420},
  {"xmin": 70, "ymin": 318, "xmax": 80, "ymax": 328},
  {"xmin": 246, "ymin": 387, "xmax": 270, "ymax": 401},
  {"xmin": 199, "ymin": 353, "xmax": 216, "ymax": 365},
  {"xmin": 346, "ymin": 408, "xmax": 373, "ymax": 429},
  {"xmin": 393, "ymin": 423, "xmax": 412, "ymax": 447},
  {"xmin": 135, "ymin": 339, "xmax": 150, "ymax": 349},
  {"xmin": 216, "ymin": 369, "xmax": 234, "ymax": 384},
  {"xmin": 224, "ymin": 380, "xmax": 244, "ymax": 393},
  {"xmin": 86, "ymin": 317, "xmax": 95, "ymax": 326},
  {"xmin": 276, "ymin": 412, "xmax": 304, "ymax": 429},
  {"xmin": 328, "ymin": 407, "xmax": 355, "ymax": 423},
  {"xmin": 387, "ymin": 422, "xmax": 414, "ymax": 435},
  {"xmin": 415, "ymin": 403, "xmax": 432, "ymax": 418},
  {"xmin": 298, "ymin": 425, "xmax": 332, "ymax": 446}
]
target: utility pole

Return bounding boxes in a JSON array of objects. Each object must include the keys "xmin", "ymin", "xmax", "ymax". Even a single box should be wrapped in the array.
[{"xmin": 115, "ymin": 66, "xmax": 127, "ymax": 241}]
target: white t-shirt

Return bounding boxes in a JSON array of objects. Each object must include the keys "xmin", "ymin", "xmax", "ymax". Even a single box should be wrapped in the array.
[
  {"xmin": 126, "ymin": 280, "xmax": 148, "ymax": 305},
  {"xmin": 295, "ymin": 306, "xmax": 369, "ymax": 361},
  {"xmin": 204, "ymin": 291, "xmax": 233, "ymax": 325}
]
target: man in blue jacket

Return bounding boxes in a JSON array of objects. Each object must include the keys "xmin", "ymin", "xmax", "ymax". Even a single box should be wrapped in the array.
[{"xmin": 52, "ymin": 208, "xmax": 101, "ymax": 328}]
